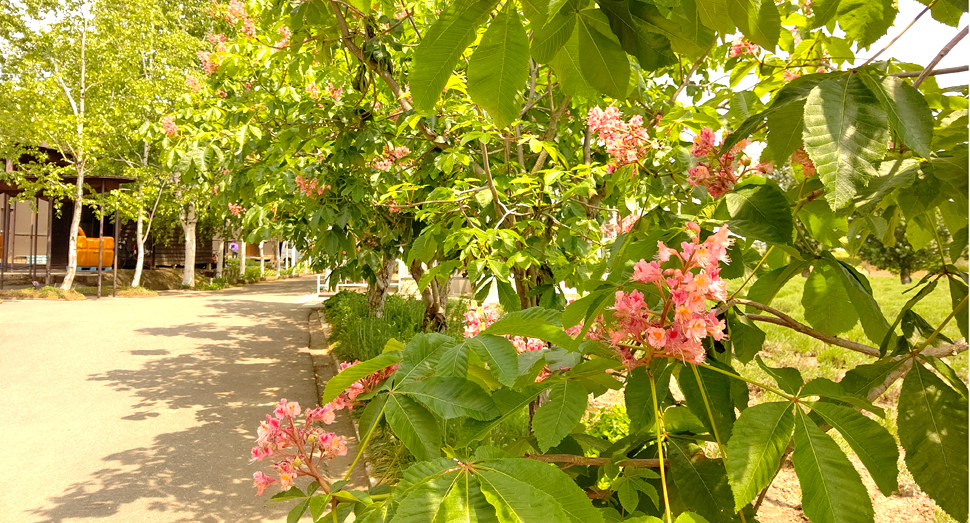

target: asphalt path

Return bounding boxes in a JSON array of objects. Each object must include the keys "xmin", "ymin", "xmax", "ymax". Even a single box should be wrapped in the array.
[{"xmin": 0, "ymin": 277, "xmax": 325, "ymax": 522}]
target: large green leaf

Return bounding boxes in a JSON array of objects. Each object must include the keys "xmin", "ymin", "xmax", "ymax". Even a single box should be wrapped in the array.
[
  {"xmin": 802, "ymin": 263, "xmax": 859, "ymax": 335},
  {"xmin": 898, "ymin": 363, "xmax": 969, "ymax": 522},
  {"xmin": 463, "ymin": 334, "xmax": 520, "ymax": 387},
  {"xmin": 549, "ymin": 27, "xmax": 599, "ymax": 98},
  {"xmin": 385, "ymin": 393, "xmax": 442, "ymax": 462},
  {"xmin": 808, "ymin": 401, "xmax": 899, "ymax": 496},
  {"xmin": 398, "ymin": 376, "xmax": 500, "ymax": 420},
  {"xmin": 727, "ymin": 309, "xmax": 765, "ymax": 364},
  {"xmin": 727, "ymin": 0, "xmax": 781, "ymax": 49},
  {"xmin": 837, "ymin": 0, "xmax": 897, "ymax": 48},
  {"xmin": 858, "ymin": 72, "xmax": 933, "ymax": 158},
  {"xmin": 410, "ymin": 0, "xmax": 499, "ymax": 112},
  {"xmin": 321, "ymin": 352, "xmax": 401, "ymax": 404},
  {"xmin": 695, "ymin": 0, "xmax": 734, "ymax": 33},
  {"xmin": 678, "ymin": 363, "xmax": 737, "ymax": 442},
  {"xmin": 668, "ymin": 439, "xmax": 737, "ymax": 523},
  {"xmin": 950, "ymin": 275, "xmax": 969, "ymax": 339},
  {"xmin": 531, "ymin": 10, "xmax": 575, "ymax": 64},
  {"xmin": 826, "ymin": 258, "xmax": 893, "ymax": 346},
  {"xmin": 534, "ymin": 379, "xmax": 588, "ymax": 451},
  {"xmin": 839, "ymin": 357, "xmax": 907, "ymax": 398},
  {"xmin": 724, "ymin": 183, "xmax": 793, "ymax": 245},
  {"xmin": 396, "ymin": 333, "xmax": 456, "ymax": 385},
  {"xmin": 576, "ymin": 9, "xmax": 630, "ymax": 99},
  {"xmin": 476, "ymin": 469, "xmax": 569, "ymax": 522},
  {"xmin": 791, "ymin": 406, "xmax": 874, "ymax": 523},
  {"xmin": 628, "ymin": 0, "xmax": 711, "ymax": 57},
  {"xmin": 626, "ymin": 364, "xmax": 672, "ymax": 433},
  {"xmin": 441, "ymin": 473, "xmax": 498, "ymax": 523},
  {"xmin": 478, "ymin": 459, "xmax": 604, "ymax": 523},
  {"xmin": 744, "ymin": 260, "xmax": 810, "ymax": 309},
  {"xmin": 798, "ymin": 199, "xmax": 848, "ymax": 248},
  {"xmin": 598, "ymin": 0, "xmax": 677, "ymax": 71},
  {"xmin": 802, "ymin": 75, "xmax": 889, "ymax": 209},
  {"xmin": 390, "ymin": 473, "xmax": 459, "ymax": 523},
  {"xmin": 458, "ymin": 383, "xmax": 551, "ymax": 446},
  {"xmin": 766, "ymin": 99, "xmax": 805, "ymax": 163},
  {"xmin": 467, "ymin": 8, "xmax": 531, "ymax": 128},
  {"xmin": 483, "ymin": 307, "xmax": 576, "ymax": 350},
  {"xmin": 916, "ymin": 0, "xmax": 967, "ymax": 26},
  {"xmin": 726, "ymin": 401, "xmax": 795, "ymax": 511}
]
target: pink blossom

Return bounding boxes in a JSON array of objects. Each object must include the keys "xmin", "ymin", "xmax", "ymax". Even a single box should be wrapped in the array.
[
  {"xmin": 206, "ymin": 33, "xmax": 228, "ymax": 45},
  {"xmin": 587, "ymin": 106, "xmax": 654, "ymax": 170},
  {"xmin": 327, "ymin": 83, "xmax": 343, "ymax": 99},
  {"xmin": 198, "ymin": 50, "xmax": 218, "ymax": 75},
  {"xmin": 632, "ymin": 260, "xmax": 662, "ymax": 284},
  {"xmin": 791, "ymin": 147, "xmax": 815, "ymax": 177},
  {"xmin": 228, "ymin": 203, "xmax": 244, "ymax": 216},
  {"xmin": 730, "ymin": 39, "xmax": 760, "ymax": 58},
  {"xmin": 226, "ymin": 0, "xmax": 247, "ymax": 21},
  {"xmin": 160, "ymin": 115, "xmax": 178, "ymax": 138},
  {"xmin": 186, "ymin": 75, "xmax": 202, "ymax": 92},
  {"xmin": 278, "ymin": 26, "xmax": 291, "ymax": 47},
  {"xmin": 601, "ymin": 215, "xmax": 638, "ymax": 239},
  {"xmin": 253, "ymin": 471, "xmax": 276, "ymax": 496},
  {"xmin": 783, "ymin": 70, "xmax": 801, "ymax": 82},
  {"xmin": 242, "ymin": 18, "xmax": 256, "ymax": 38},
  {"xmin": 691, "ymin": 128, "xmax": 717, "ymax": 157},
  {"xmin": 646, "ymin": 327, "xmax": 667, "ymax": 348},
  {"xmin": 371, "ymin": 145, "xmax": 410, "ymax": 171},
  {"xmin": 296, "ymin": 174, "xmax": 326, "ymax": 197},
  {"xmin": 394, "ymin": 9, "xmax": 408, "ymax": 19}
]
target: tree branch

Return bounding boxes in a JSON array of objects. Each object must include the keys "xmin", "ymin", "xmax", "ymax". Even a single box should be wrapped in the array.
[
  {"xmin": 526, "ymin": 453, "xmax": 666, "ymax": 469},
  {"xmin": 914, "ymin": 26, "xmax": 968, "ymax": 87}
]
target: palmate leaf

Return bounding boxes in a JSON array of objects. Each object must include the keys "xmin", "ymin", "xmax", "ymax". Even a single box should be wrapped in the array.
[
  {"xmin": 678, "ymin": 362, "xmax": 737, "ymax": 442},
  {"xmin": 531, "ymin": 9, "xmax": 575, "ymax": 64},
  {"xmin": 549, "ymin": 27, "xmax": 599, "ymax": 99},
  {"xmin": 695, "ymin": 0, "xmax": 734, "ymax": 33},
  {"xmin": 410, "ymin": 0, "xmax": 498, "ymax": 112},
  {"xmin": 321, "ymin": 352, "xmax": 401, "ymax": 404},
  {"xmin": 825, "ymin": 257, "xmax": 894, "ymax": 347},
  {"xmin": 467, "ymin": 7, "xmax": 530, "ymax": 128},
  {"xmin": 395, "ymin": 333, "xmax": 455, "ymax": 385},
  {"xmin": 476, "ymin": 469, "xmax": 569, "ymax": 522},
  {"xmin": 798, "ymin": 199, "xmax": 848, "ymax": 248},
  {"xmin": 478, "ymin": 459, "xmax": 604, "ymax": 523},
  {"xmin": 668, "ymin": 439, "xmax": 737, "ymax": 523},
  {"xmin": 533, "ymin": 379, "xmax": 588, "ymax": 451},
  {"xmin": 802, "ymin": 263, "xmax": 859, "ymax": 335},
  {"xmin": 837, "ymin": 0, "xmax": 897, "ymax": 48},
  {"xmin": 858, "ymin": 72, "xmax": 933, "ymax": 158},
  {"xmin": 627, "ymin": 0, "xmax": 711, "ymax": 57},
  {"xmin": 483, "ymin": 307, "xmax": 576, "ymax": 350},
  {"xmin": 458, "ymin": 383, "xmax": 551, "ymax": 446},
  {"xmin": 391, "ymin": 472, "xmax": 498, "ymax": 523},
  {"xmin": 598, "ymin": 0, "xmax": 678, "ymax": 72},
  {"xmin": 462, "ymin": 334, "xmax": 519, "ymax": 387},
  {"xmin": 726, "ymin": 401, "xmax": 795, "ymax": 511},
  {"xmin": 802, "ymin": 75, "xmax": 890, "ymax": 209},
  {"xmin": 898, "ymin": 363, "xmax": 969, "ymax": 522},
  {"xmin": 576, "ymin": 9, "xmax": 630, "ymax": 99},
  {"xmin": 397, "ymin": 376, "xmax": 500, "ymax": 420},
  {"xmin": 727, "ymin": 0, "xmax": 781, "ymax": 49},
  {"xmin": 626, "ymin": 364, "xmax": 672, "ymax": 433},
  {"xmin": 808, "ymin": 401, "xmax": 899, "ymax": 496},
  {"xmin": 726, "ymin": 309, "xmax": 765, "ymax": 364},
  {"xmin": 723, "ymin": 182, "xmax": 793, "ymax": 245},
  {"xmin": 744, "ymin": 260, "xmax": 810, "ymax": 309},
  {"xmin": 792, "ymin": 406, "xmax": 874, "ymax": 523},
  {"xmin": 384, "ymin": 393, "xmax": 442, "ymax": 462}
]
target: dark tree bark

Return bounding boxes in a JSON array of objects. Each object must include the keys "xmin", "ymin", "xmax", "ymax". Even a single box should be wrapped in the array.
[
  {"xmin": 367, "ymin": 255, "xmax": 396, "ymax": 318},
  {"xmin": 410, "ymin": 259, "xmax": 447, "ymax": 333}
]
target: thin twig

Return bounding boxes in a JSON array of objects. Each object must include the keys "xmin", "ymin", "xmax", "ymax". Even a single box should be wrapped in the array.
[
  {"xmin": 914, "ymin": 26, "xmax": 969, "ymax": 87},
  {"xmin": 889, "ymin": 65, "xmax": 968, "ymax": 78},
  {"xmin": 668, "ymin": 41, "xmax": 716, "ymax": 105},
  {"xmin": 525, "ymin": 453, "xmax": 667, "ymax": 468},
  {"xmin": 861, "ymin": 1, "xmax": 935, "ymax": 67}
]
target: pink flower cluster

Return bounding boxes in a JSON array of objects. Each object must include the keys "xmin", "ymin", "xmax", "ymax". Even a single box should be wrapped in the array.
[
  {"xmin": 394, "ymin": 9, "xmax": 408, "ymax": 19},
  {"xmin": 783, "ymin": 70, "xmax": 801, "ymax": 82},
  {"xmin": 206, "ymin": 33, "xmax": 228, "ymax": 45},
  {"xmin": 330, "ymin": 360, "xmax": 399, "ymax": 411},
  {"xmin": 791, "ymin": 147, "xmax": 815, "ymax": 177},
  {"xmin": 687, "ymin": 128, "xmax": 750, "ymax": 198},
  {"xmin": 277, "ymin": 26, "xmax": 291, "ymax": 47},
  {"xmin": 198, "ymin": 50, "xmax": 218, "ymax": 75},
  {"xmin": 250, "ymin": 399, "xmax": 347, "ymax": 495},
  {"xmin": 587, "ymin": 106, "xmax": 653, "ymax": 171},
  {"xmin": 730, "ymin": 39, "xmax": 760, "ymax": 58},
  {"xmin": 328, "ymin": 84, "xmax": 343, "ymax": 99},
  {"xmin": 371, "ymin": 145, "xmax": 410, "ymax": 172},
  {"xmin": 186, "ymin": 75, "xmax": 202, "ymax": 92},
  {"xmin": 601, "ymin": 215, "xmax": 638, "ymax": 240},
  {"xmin": 228, "ymin": 203, "xmax": 244, "ymax": 216},
  {"xmin": 296, "ymin": 174, "xmax": 328, "ymax": 197},
  {"xmin": 606, "ymin": 223, "xmax": 731, "ymax": 366},
  {"xmin": 160, "ymin": 115, "xmax": 178, "ymax": 138},
  {"xmin": 225, "ymin": 0, "xmax": 256, "ymax": 38}
]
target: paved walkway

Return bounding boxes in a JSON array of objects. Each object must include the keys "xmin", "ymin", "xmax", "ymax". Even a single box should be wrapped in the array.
[{"xmin": 0, "ymin": 277, "xmax": 326, "ymax": 523}]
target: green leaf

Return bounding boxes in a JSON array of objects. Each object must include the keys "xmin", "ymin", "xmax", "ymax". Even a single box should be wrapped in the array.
[
  {"xmin": 626, "ymin": 0, "xmax": 711, "ymax": 57},
  {"xmin": 476, "ymin": 468, "xmax": 569, "ymax": 522},
  {"xmin": 802, "ymin": 263, "xmax": 859, "ymax": 335},
  {"xmin": 727, "ymin": 0, "xmax": 781, "ymax": 49},
  {"xmin": 755, "ymin": 355, "xmax": 803, "ymax": 395},
  {"xmin": 270, "ymin": 487, "xmax": 307, "ymax": 502},
  {"xmin": 695, "ymin": 0, "xmax": 734, "ymax": 33},
  {"xmin": 398, "ymin": 376, "xmax": 500, "ymax": 420},
  {"xmin": 322, "ymin": 353, "xmax": 401, "ymax": 404},
  {"xmin": 949, "ymin": 275, "xmax": 969, "ymax": 339},
  {"xmin": 576, "ymin": 9, "xmax": 630, "ymax": 99},
  {"xmin": 840, "ymin": 357, "xmax": 907, "ymax": 398},
  {"xmin": 916, "ymin": 0, "xmax": 967, "ymax": 26},
  {"xmin": 531, "ymin": 10, "xmax": 575, "ymax": 64},
  {"xmin": 799, "ymin": 378, "xmax": 885, "ymax": 416},
  {"xmin": 390, "ymin": 473, "xmax": 458, "ymax": 523},
  {"xmin": 385, "ymin": 393, "xmax": 442, "ymax": 462},
  {"xmin": 837, "ymin": 0, "xmax": 897, "ymax": 48},
  {"xmin": 518, "ymin": 0, "xmax": 547, "ymax": 25},
  {"xmin": 308, "ymin": 494, "xmax": 332, "ymax": 521},
  {"xmin": 458, "ymin": 383, "xmax": 551, "ymax": 446},
  {"xmin": 287, "ymin": 497, "xmax": 310, "ymax": 523},
  {"xmin": 668, "ymin": 439, "xmax": 737, "ymax": 523},
  {"xmin": 437, "ymin": 342, "xmax": 471, "ymax": 378},
  {"xmin": 534, "ymin": 379, "xmax": 588, "ymax": 451},
  {"xmin": 791, "ymin": 406, "xmax": 874, "ymax": 523},
  {"xmin": 549, "ymin": 27, "xmax": 599, "ymax": 99},
  {"xmin": 483, "ymin": 307, "xmax": 575, "ymax": 350},
  {"xmin": 479, "ymin": 459, "xmax": 604, "ymax": 523},
  {"xmin": 726, "ymin": 401, "xmax": 795, "ymax": 511},
  {"xmin": 898, "ymin": 363, "xmax": 969, "ymax": 522},
  {"xmin": 410, "ymin": 0, "xmax": 499, "ymax": 112},
  {"xmin": 802, "ymin": 75, "xmax": 890, "ymax": 209},
  {"xmin": 810, "ymin": 0, "xmax": 840, "ymax": 27},
  {"xmin": 744, "ymin": 260, "xmax": 810, "ymax": 309},
  {"xmin": 727, "ymin": 309, "xmax": 765, "ymax": 364},
  {"xmin": 920, "ymin": 354, "xmax": 969, "ymax": 399},
  {"xmin": 408, "ymin": 233, "xmax": 438, "ymax": 265},
  {"xmin": 724, "ymin": 183, "xmax": 793, "ymax": 245},
  {"xmin": 440, "ymin": 472, "xmax": 498, "ymax": 523},
  {"xmin": 626, "ymin": 364, "xmax": 672, "ymax": 433},
  {"xmin": 825, "ymin": 258, "xmax": 893, "ymax": 346},
  {"xmin": 357, "ymin": 393, "xmax": 387, "ymax": 443},
  {"xmin": 858, "ymin": 72, "xmax": 933, "ymax": 158},
  {"xmin": 678, "ymin": 363, "xmax": 738, "ymax": 442},
  {"xmin": 808, "ymin": 401, "xmax": 899, "ymax": 496},
  {"xmin": 496, "ymin": 279, "xmax": 521, "ymax": 313},
  {"xmin": 463, "ymin": 334, "xmax": 520, "ymax": 387},
  {"xmin": 766, "ymin": 99, "xmax": 805, "ymax": 162},
  {"xmin": 467, "ymin": 8, "xmax": 530, "ymax": 128},
  {"xmin": 598, "ymin": 0, "xmax": 677, "ymax": 72},
  {"xmin": 798, "ymin": 199, "xmax": 848, "ymax": 248},
  {"xmin": 395, "ymin": 333, "xmax": 456, "ymax": 386}
]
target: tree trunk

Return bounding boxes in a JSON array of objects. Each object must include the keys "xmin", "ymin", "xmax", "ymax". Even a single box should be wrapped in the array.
[
  {"xmin": 180, "ymin": 201, "xmax": 197, "ymax": 287},
  {"xmin": 900, "ymin": 271, "xmax": 912, "ymax": 285},
  {"xmin": 132, "ymin": 210, "xmax": 146, "ymax": 288},
  {"xmin": 410, "ymin": 260, "xmax": 447, "ymax": 333},
  {"xmin": 240, "ymin": 240, "xmax": 246, "ymax": 278},
  {"xmin": 60, "ymin": 165, "xmax": 85, "ymax": 290},
  {"xmin": 215, "ymin": 238, "xmax": 224, "ymax": 278},
  {"xmin": 367, "ymin": 255, "xmax": 396, "ymax": 318}
]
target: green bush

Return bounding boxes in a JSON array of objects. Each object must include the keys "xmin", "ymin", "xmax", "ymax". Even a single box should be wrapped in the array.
[
  {"xmin": 223, "ymin": 259, "xmax": 241, "ymax": 281},
  {"xmin": 242, "ymin": 266, "xmax": 261, "ymax": 283}
]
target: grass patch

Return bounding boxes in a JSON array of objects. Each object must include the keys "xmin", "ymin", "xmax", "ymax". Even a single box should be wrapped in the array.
[
  {"xmin": 0, "ymin": 286, "xmax": 85, "ymax": 300},
  {"xmin": 75, "ymin": 285, "xmax": 159, "ymax": 297}
]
